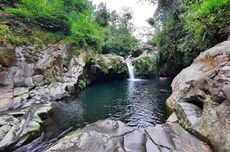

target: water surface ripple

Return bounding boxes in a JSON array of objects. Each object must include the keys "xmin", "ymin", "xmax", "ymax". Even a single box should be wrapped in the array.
[{"xmin": 53, "ymin": 79, "xmax": 171, "ymax": 129}]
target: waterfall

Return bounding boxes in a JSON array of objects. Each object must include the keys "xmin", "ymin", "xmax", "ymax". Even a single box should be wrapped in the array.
[{"xmin": 126, "ymin": 55, "xmax": 135, "ymax": 80}]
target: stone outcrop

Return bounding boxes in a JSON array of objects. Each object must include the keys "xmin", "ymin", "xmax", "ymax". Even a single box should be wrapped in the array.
[
  {"xmin": 0, "ymin": 40, "xmax": 129, "ymax": 150},
  {"xmin": 46, "ymin": 119, "xmax": 212, "ymax": 152},
  {"xmin": 0, "ymin": 41, "xmax": 85, "ymax": 150},
  {"xmin": 83, "ymin": 54, "xmax": 127, "ymax": 82},
  {"xmin": 167, "ymin": 40, "xmax": 230, "ymax": 152},
  {"xmin": 131, "ymin": 50, "xmax": 158, "ymax": 78}
]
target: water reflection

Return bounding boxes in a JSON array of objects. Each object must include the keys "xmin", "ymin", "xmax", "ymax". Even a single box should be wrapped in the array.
[{"xmin": 53, "ymin": 79, "xmax": 171, "ymax": 130}]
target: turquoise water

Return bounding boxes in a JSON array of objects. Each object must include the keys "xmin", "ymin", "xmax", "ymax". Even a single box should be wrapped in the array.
[{"xmin": 52, "ymin": 79, "xmax": 171, "ymax": 129}]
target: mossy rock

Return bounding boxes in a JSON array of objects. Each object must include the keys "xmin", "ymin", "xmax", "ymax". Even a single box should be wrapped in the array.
[{"xmin": 133, "ymin": 57, "xmax": 156, "ymax": 78}]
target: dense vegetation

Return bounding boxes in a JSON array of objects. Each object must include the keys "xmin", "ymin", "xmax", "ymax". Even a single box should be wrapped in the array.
[
  {"xmin": 0, "ymin": 0, "xmax": 138, "ymax": 56},
  {"xmin": 148, "ymin": 0, "xmax": 230, "ymax": 76},
  {"xmin": 1, "ymin": 0, "xmax": 229, "ymax": 78},
  {"xmin": 133, "ymin": 57, "xmax": 156, "ymax": 78}
]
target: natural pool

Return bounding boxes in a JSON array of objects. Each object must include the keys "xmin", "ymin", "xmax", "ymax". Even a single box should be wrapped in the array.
[
  {"xmin": 15, "ymin": 79, "xmax": 172, "ymax": 151},
  {"xmin": 52, "ymin": 79, "xmax": 172, "ymax": 130}
]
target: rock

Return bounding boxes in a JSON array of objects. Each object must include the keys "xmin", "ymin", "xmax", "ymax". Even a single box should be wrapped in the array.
[
  {"xmin": 13, "ymin": 87, "xmax": 29, "ymax": 97},
  {"xmin": 167, "ymin": 40, "xmax": 230, "ymax": 152},
  {"xmin": 46, "ymin": 119, "xmax": 212, "ymax": 152},
  {"xmin": 0, "ymin": 41, "xmax": 88, "ymax": 150},
  {"xmin": 0, "ymin": 92, "xmax": 13, "ymax": 99},
  {"xmin": 0, "ymin": 48, "xmax": 14, "ymax": 68},
  {"xmin": 9, "ymin": 67, "xmax": 24, "ymax": 86},
  {"xmin": 0, "ymin": 98, "xmax": 13, "ymax": 112},
  {"xmin": 0, "ymin": 71, "xmax": 14, "ymax": 86},
  {"xmin": 23, "ymin": 64, "xmax": 34, "ymax": 77},
  {"xmin": 163, "ymin": 123, "xmax": 211, "ymax": 152},
  {"xmin": 24, "ymin": 77, "xmax": 35, "ymax": 87},
  {"xmin": 32, "ymin": 75, "xmax": 44, "ymax": 85},
  {"xmin": 176, "ymin": 102, "xmax": 202, "ymax": 128},
  {"xmin": 166, "ymin": 112, "xmax": 178, "ymax": 123},
  {"xmin": 124, "ymin": 130, "xmax": 146, "ymax": 152},
  {"xmin": 0, "ymin": 54, "xmax": 13, "ymax": 68},
  {"xmin": 0, "ymin": 103, "xmax": 52, "ymax": 150}
]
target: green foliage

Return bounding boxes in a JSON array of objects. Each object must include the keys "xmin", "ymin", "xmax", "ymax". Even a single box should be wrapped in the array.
[
  {"xmin": 153, "ymin": 0, "xmax": 230, "ymax": 77},
  {"xmin": 77, "ymin": 79, "xmax": 87, "ymax": 90},
  {"xmin": 0, "ymin": 23, "xmax": 62, "ymax": 47},
  {"xmin": 5, "ymin": 0, "xmax": 104, "ymax": 51},
  {"xmin": 95, "ymin": 3, "xmax": 110, "ymax": 27},
  {"xmin": 133, "ymin": 57, "xmax": 156, "ymax": 78},
  {"xmin": 72, "ymin": 49, "xmax": 81, "ymax": 57},
  {"xmin": 182, "ymin": 0, "xmax": 230, "ymax": 50},
  {"xmin": 103, "ymin": 27, "xmax": 138, "ymax": 56},
  {"xmin": 91, "ymin": 54, "xmax": 127, "ymax": 74}
]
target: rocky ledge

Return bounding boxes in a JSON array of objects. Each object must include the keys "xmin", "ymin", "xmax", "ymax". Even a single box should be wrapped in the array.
[
  {"xmin": 46, "ymin": 40, "xmax": 230, "ymax": 152},
  {"xmin": 167, "ymin": 39, "xmax": 230, "ymax": 152},
  {"xmin": 46, "ymin": 118, "xmax": 211, "ymax": 152}
]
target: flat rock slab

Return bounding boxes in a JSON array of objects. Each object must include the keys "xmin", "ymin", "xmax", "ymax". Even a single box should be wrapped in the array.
[{"xmin": 46, "ymin": 119, "xmax": 212, "ymax": 152}]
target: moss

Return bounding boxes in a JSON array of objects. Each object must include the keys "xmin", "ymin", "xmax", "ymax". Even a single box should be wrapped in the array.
[
  {"xmin": 72, "ymin": 49, "xmax": 81, "ymax": 57},
  {"xmin": 83, "ymin": 52, "xmax": 93, "ymax": 63},
  {"xmin": 91, "ymin": 54, "xmax": 127, "ymax": 75},
  {"xmin": 77, "ymin": 79, "xmax": 88, "ymax": 91}
]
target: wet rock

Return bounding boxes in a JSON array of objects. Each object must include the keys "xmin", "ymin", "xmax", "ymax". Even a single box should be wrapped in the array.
[
  {"xmin": 167, "ymin": 40, "xmax": 230, "ymax": 152},
  {"xmin": 46, "ymin": 119, "xmax": 212, "ymax": 152}
]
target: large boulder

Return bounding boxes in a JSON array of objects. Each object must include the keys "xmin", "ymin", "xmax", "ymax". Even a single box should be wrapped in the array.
[
  {"xmin": 46, "ymin": 119, "xmax": 212, "ymax": 152},
  {"xmin": 167, "ymin": 40, "xmax": 230, "ymax": 152},
  {"xmin": 0, "ymin": 103, "xmax": 52, "ymax": 150}
]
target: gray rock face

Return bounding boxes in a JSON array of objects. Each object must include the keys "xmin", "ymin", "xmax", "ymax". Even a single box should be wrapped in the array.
[
  {"xmin": 0, "ymin": 71, "xmax": 14, "ymax": 86},
  {"xmin": 167, "ymin": 40, "xmax": 230, "ymax": 152},
  {"xmin": 0, "ymin": 104, "xmax": 52, "ymax": 150},
  {"xmin": 0, "ymin": 41, "xmax": 86, "ymax": 150},
  {"xmin": 46, "ymin": 119, "xmax": 212, "ymax": 152}
]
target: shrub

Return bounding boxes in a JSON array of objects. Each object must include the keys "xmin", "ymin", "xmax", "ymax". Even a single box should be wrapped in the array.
[
  {"xmin": 77, "ymin": 79, "xmax": 87, "ymax": 90},
  {"xmin": 133, "ymin": 57, "xmax": 156, "ymax": 78},
  {"xmin": 153, "ymin": 0, "xmax": 230, "ymax": 77},
  {"xmin": 5, "ymin": 0, "xmax": 104, "ymax": 51}
]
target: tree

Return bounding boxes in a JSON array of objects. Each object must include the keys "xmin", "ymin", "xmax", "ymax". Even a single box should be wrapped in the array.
[
  {"xmin": 102, "ymin": 8, "xmax": 138, "ymax": 56},
  {"xmin": 94, "ymin": 3, "xmax": 110, "ymax": 27}
]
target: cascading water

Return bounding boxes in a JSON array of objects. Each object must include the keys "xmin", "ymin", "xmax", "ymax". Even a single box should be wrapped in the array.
[{"xmin": 126, "ymin": 55, "xmax": 135, "ymax": 80}]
